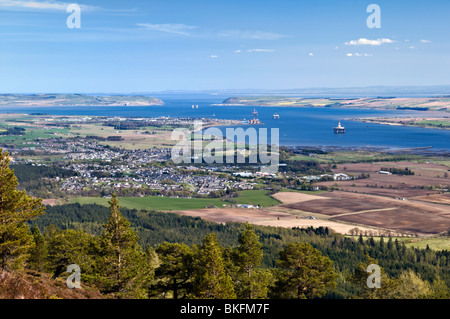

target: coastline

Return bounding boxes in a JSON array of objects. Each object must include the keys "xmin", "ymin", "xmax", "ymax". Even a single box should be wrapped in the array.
[
  {"xmin": 2, "ymin": 108, "xmax": 450, "ymax": 154},
  {"xmin": 354, "ymin": 115, "xmax": 450, "ymax": 131}
]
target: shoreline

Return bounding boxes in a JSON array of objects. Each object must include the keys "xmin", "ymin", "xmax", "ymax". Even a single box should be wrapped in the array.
[
  {"xmin": 354, "ymin": 116, "xmax": 450, "ymax": 131},
  {"xmin": 1, "ymin": 112, "xmax": 450, "ymax": 155}
]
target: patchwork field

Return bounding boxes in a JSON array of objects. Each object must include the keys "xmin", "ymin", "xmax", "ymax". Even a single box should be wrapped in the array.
[
  {"xmin": 318, "ymin": 161, "xmax": 450, "ymax": 199},
  {"xmin": 221, "ymin": 96, "xmax": 450, "ymax": 112},
  {"xmin": 173, "ymin": 207, "xmax": 376, "ymax": 234},
  {"xmin": 411, "ymin": 193, "xmax": 450, "ymax": 205},
  {"xmin": 271, "ymin": 191, "xmax": 331, "ymax": 204},
  {"xmin": 71, "ymin": 123, "xmax": 178, "ymax": 149},
  {"xmin": 280, "ymin": 191, "xmax": 450, "ymax": 235}
]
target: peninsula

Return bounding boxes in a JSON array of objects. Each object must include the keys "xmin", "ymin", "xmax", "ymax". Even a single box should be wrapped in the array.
[
  {"xmin": 0, "ymin": 94, "xmax": 164, "ymax": 107},
  {"xmin": 220, "ymin": 96, "xmax": 450, "ymax": 112}
]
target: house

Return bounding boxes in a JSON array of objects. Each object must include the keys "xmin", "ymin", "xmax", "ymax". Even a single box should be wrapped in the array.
[
  {"xmin": 233, "ymin": 172, "xmax": 253, "ymax": 177},
  {"xmin": 236, "ymin": 204, "xmax": 258, "ymax": 209},
  {"xmin": 333, "ymin": 173, "xmax": 351, "ymax": 181}
]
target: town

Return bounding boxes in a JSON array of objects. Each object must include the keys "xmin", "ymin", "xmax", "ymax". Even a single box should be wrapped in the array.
[{"xmin": 1, "ymin": 114, "xmax": 356, "ymax": 200}]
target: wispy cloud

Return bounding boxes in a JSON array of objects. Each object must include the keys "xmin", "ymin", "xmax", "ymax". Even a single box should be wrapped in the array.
[
  {"xmin": 345, "ymin": 38, "xmax": 395, "ymax": 46},
  {"xmin": 136, "ymin": 23, "xmax": 198, "ymax": 36},
  {"xmin": 0, "ymin": 0, "xmax": 97, "ymax": 11},
  {"xmin": 136, "ymin": 21, "xmax": 287, "ymax": 40},
  {"xmin": 346, "ymin": 52, "xmax": 373, "ymax": 57},
  {"xmin": 217, "ymin": 30, "xmax": 287, "ymax": 40},
  {"xmin": 420, "ymin": 39, "xmax": 432, "ymax": 43},
  {"xmin": 209, "ymin": 55, "xmax": 219, "ymax": 58},
  {"xmin": 246, "ymin": 48, "xmax": 275, "ymax": 53}
]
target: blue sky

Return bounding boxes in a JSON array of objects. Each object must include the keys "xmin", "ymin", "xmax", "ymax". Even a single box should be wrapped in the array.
[{"xmin": 0, "ymin": 0, "xmax": 449, "ymax": 93}]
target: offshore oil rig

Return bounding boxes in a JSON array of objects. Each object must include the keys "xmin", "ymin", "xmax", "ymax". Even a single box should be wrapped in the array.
[
  {"xmin": 249, "ymin": 108, "xmax": 261, "ymax": 124},
  {"xmin": 334, "ymin": 121, "xmax": 345, "ymax": 134},
  {"xmin": 241, "ymin": 108, "xmax": 263, "ymax": 125}
]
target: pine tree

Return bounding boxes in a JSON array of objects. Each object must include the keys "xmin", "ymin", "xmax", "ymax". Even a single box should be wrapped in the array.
[
  {"xmin": 0, "ymin": 149, "xmax": 45, "ymax": 270},
  {"xmin": 391, "ymin": 270, "xmax": 432, "ymax": 299},
  {"xmin": 429, "ymin": 276, "xmax": 450, "ymax": 299},
  {"xmin": 28, "ymin": 225, "xmax": 48, "ymax": 272},
  {"xmin": 272, "ymin": 242, "xmax": 337, "ymax": 299},
  {"xmin": 46, "ymin": 228, "xmax": 97, "ymax": 280},
  {"xmin": 191, "ymin": 233, "xmax": 236, "ymax": 299},
  {"xmin": 96, "ymin": 194, "xmax": 151, "ymax": 298},
  {"xmin": 152, "ymin": 242, "xmax": 193, "ymax": 299},
  {"xmin": 232, "ymin": 223, "xmax": 271, "ymax": 299},
  {"xmin": 350, "ymin": 252, "xmax": 398, "ymax": 299}
]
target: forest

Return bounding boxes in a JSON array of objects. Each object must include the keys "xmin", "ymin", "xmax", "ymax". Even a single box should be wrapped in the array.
[
  {"xmin": 29, "ymin": 202, "xmax": 450, "ymax": 299},
  {"xmin": 1, "ymin": 149, "xmax": 449, "ymax": 299}
]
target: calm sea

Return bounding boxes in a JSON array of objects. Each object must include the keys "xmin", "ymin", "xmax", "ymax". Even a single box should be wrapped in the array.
[{"xmin": 1, "ymin": 94, "xmax": 449, "ymax": 152}]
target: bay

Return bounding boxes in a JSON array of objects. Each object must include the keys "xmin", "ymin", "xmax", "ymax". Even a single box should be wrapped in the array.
[{"xmin": 0, "ymin": 94, "xmax": 449, "ymax": 151}]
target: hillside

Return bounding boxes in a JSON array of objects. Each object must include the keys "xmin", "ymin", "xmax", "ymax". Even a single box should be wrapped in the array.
[
  {"xmin": 221, "ymin": 96, "xmax": 450, "ymax": 111},
  {"xmin": 0, "ymin": 270, "xmax": 104, "ymax": 299},
  {"xmin": 0, "ymin": 94, "xmax": 164, "ymax": 107}
]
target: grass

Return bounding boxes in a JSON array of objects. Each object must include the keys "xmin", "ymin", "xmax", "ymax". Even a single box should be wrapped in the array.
[
  {"xmin": 345, "ymin": 235, "xmax": 450, "ymax": 251},
  {"xmin": 0, "ymin": 126, "xmax": 70, "ymax": 146},
  {"xmin": 404, "ymin": 237, "xmax": 450, "ymax": 251},
  {"xmin": 72, "ymin": 123, "xmax": 177, "ymax": 149},
  {"xmin": 289, "ymin": 151, "xmax": 424, "ymax": 164},
  {"xmin": 234, "ymin": 190, "xmax": 280, "ymax": 207},
  {"xmin": 70, "ymin": 190, "xmax": 280, "ymax": 211},
  {"xmin": 71, "ymin": 196, "xmax": 225, "ymax": 211},
  {"xmin": 412, "ymin": 120, "xmax": 450, "ymax": 128}
]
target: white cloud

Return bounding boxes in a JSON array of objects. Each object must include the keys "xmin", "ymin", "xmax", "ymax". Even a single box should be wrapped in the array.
[
  {"xmin": 136, "ymin": 23, "xmax": 286, "ymax": 40},
  {"xmin": 409, "ymin": 46, "xmax": 415, "ymax": 49},
  {"xmin": 345, "ymin": 38, "xmax": 395, "ymax": 46},
  {"xmin": 209, "ymin": 55, "xmax": 219, "ymax": 58},
  {"xmin": 234, "ymin": 50, "xmax": 242, "ymax": 53},
  {"xmin": 309, "ymin": 52, "xmax": 314, "ymax": 56},
  {"xmin": 0, "ymin": 0, "xmax": 96, "ymax": 11},
  {"xmin": 420, "ymin": 39, "xmax": 431, "ymax": 43},
  {"xmin": 137, "ymin": 23, "xmax": 197, "ymax": 36},
  {"xmin": 246, "ymin": 49, "xmax": 275, "ymax": 53},
  {"xmin": 346, "ymin": 52, "xmax": 372, "ymax": 57}
]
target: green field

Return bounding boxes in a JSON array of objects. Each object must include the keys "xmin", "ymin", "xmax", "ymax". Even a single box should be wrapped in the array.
[
  {"xmin": 233, "ymin": 190, "xmax": 280, "ymax": 207},
  {"xmin": 71, "ymin": 196, "xmax": 225, "ymax": 211},
  {"xmin": 70, "ymin": 190, "xmax": 280, "ymax": 211},
  {"xmin": 413, "ymin": 120, "xmax": 450, "ymax": 129},
  {"xmin": 289, "ymin": 151, "xmax": 424, "ymax": 164},
  {"xmin": 346, "ymin": 235, "xmax": 450, "ymax": 251},
  {"xmin": 404, "ymin": 237, "xmax": 450, "ymax": 251},
  {"xmin": 0, "ymin": 126, "xmax": 69, "ymax": 146}
]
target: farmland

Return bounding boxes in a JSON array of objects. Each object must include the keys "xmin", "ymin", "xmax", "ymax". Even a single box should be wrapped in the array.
[
  {"xmin": 70, "ymin": 190, "xmax": 279, "ymax": 211},
  {"xmin": 221, "ymin": 96, "xmax": 450, "ymax": 112}
]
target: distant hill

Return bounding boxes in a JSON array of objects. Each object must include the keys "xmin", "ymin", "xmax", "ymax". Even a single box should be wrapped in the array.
[
  {"xmin": 0, "ymin": 94, "xmax": 164, "ymax": 107},
  {"xmin": 220, "ymin": 96, "xmax": 450, "ymax": 112}
]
